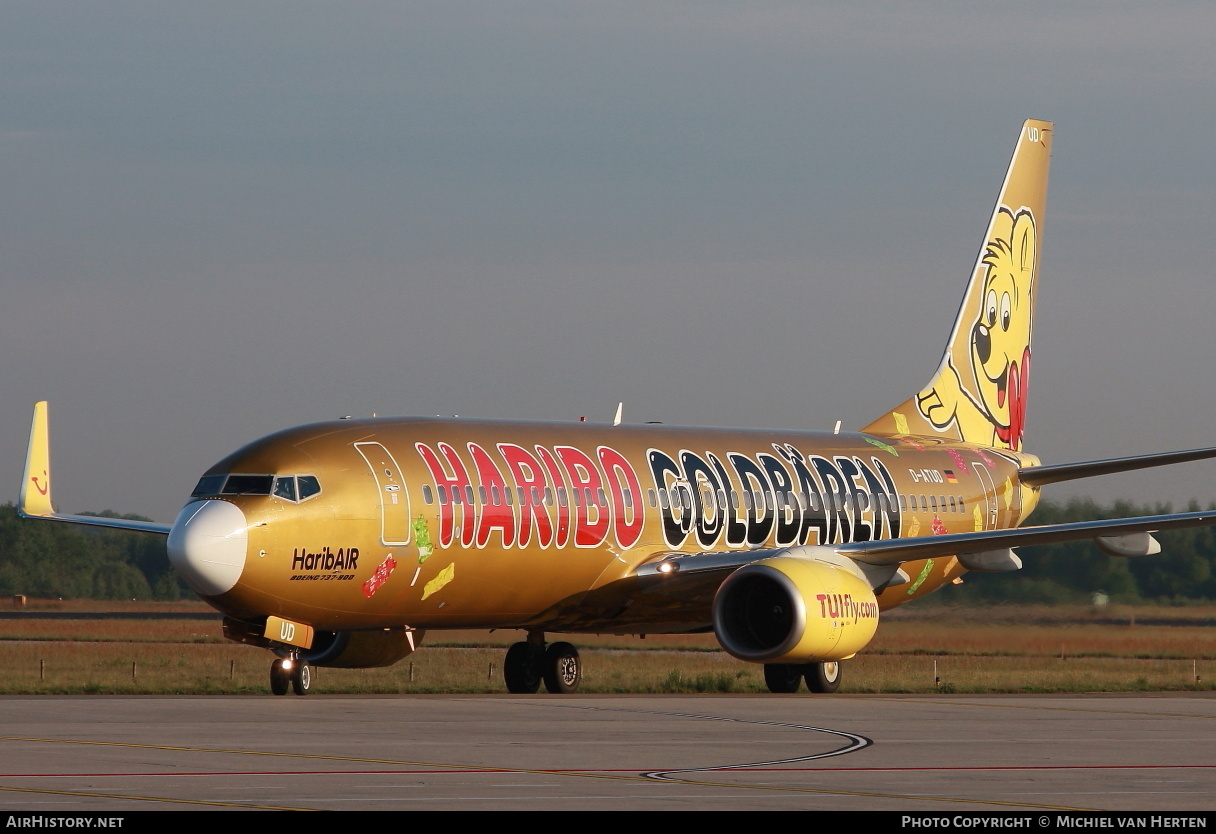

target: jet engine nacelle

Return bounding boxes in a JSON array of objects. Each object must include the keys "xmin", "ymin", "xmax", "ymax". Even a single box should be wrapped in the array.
[
  {"xmin": 299, "ymin": 628, "xmax": 425, "ymax": 668},
  {"xmin": 712, "ymin": 553, "xmax": 879, "ymax": 664}
]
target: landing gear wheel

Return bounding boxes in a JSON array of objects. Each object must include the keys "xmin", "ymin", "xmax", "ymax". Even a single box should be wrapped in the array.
[
  {"xmin": 270, "ymin": 659, "xmax": 290, "ymax": 696},
  {"xmin": 504, "ymin": 642, "xmax": 542, "ymax": 693},
  {"xmin": 542, "ymin": 642, "xmax": 581, "ymax": 694},
  {"xmin": 805, "ymin": 661, "xmax": 841, "ymax": 694},
  {"xmin": 290, "ymin": 661, "xmax": 312, "ymax": 696},
  {"xmin": 763, "ymin": 663, "xmax": 804, "ymax": 693}
]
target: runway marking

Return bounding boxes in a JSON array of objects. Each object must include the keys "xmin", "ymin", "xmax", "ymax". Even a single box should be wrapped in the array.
[
  {"xmin": 2, "ymin": 762, "xmax": 1215, "ymax": 778},
  {"xmin": 494, "ymin": 701, "xmax": 1098, "ymax": 810},
  {"xmin": 0, "ymin": 785, "xmax": 315, "ymax": 811},
  {"xmin": 0, "ymin": 717, "xmax": 1103, "ymax": 812},
  {"xmin": 515, "ymin": 702, "xmax": 872, "ymax": 777}
]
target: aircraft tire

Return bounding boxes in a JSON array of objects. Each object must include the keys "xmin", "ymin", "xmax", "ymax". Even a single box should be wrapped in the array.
[
  {"xmin": 270, "ymin": 659, "xmax": 290, "ymax": 696},
  {"xmin": 805, "ymin": 661, "xmax": 841, "ymax": 694},
  {"xmin": 542, "ymin": 642, "xmax": 581, "ymax": 694},
  {"xmin": 290, "ymin": 662, "xmax": 312, "ymax": 696},
  {"xmin": 504, "ymin": 642, "xmax": 542, "ymax": 694},
  {"xmin": 763, "ymin": 663, "xmax": 804, "ymax": 693}
]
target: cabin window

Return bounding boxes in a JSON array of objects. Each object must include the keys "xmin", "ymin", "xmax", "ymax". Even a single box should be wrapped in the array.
[
  {"xmin": 647, "ymin": 489, "xmax": 656, "ymax": 508},
  {"xmin": 422, "ymin": 485, "xmax": 434, "ymax": 505},
  {"xmin": 451, "ymin": 487, "xmax": 461, "ymax": 505},
  {"xmin": 479, "ymin": 486, "xmax": 488, "ymax": 504},
  {"xmin": 437, "ymin": 485, "xmax": 449, "ymax": 504},
  {"xmin": 505, "ymin": 487, "xmax": 513, "ymax": 506},
  {"xmin": 808, "ymin": 493, "xmax": 820, "ymax": 512},
  {"xmin": 597, "ymin": 488, "xmax": 607, "ymax": 507},
  {"xmin": 930, "ymin": 496, "xmax": 938, "ymax": 512},
  {"xmin": 464, "ymin": 486, "xmax": 475, "ymax": 505},
  {"xmin": 958, "ymin": 497, "xmax": 966, "ymax": 511},
  {"xmin": 949, "ymin": 496, "xmax": 957, "ymax": 512},
  {"xmin": 658, "ymin": 489, "xmax": 669, "ymax": 510},
  {"xmin": 624, "ymin": 488, "xmax": 634, "ymax": 509}
]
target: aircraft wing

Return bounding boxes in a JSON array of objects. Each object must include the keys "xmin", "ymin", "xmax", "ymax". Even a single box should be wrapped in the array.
[
  {"xmin": 19, "ymin": 402, "xmax": 172, "ymax": 535},
  {"xmin": 635, "ymin": 509, "xmax": 1216, "ymax": 579}
]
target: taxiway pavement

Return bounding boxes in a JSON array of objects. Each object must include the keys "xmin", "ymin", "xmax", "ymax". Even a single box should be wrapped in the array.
[{"xmin": 0, "ymin": 694, "xmax": 1213, "ymax": 811}]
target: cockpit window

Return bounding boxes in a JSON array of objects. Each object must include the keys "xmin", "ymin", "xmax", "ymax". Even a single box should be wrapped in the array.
[
  {"xmin": 273, "ymin": 477, "xmax": 297, "ymax": 501},
  {"xmin": 192, "ymin": 473, "xmax": 320, "ymax": 501},
  {"xmin": 191, "ymin": 475, "xmax": 227, "ymax": 498},
  {"xmin": 270, "ymin": 475, "xmax": 322, "ymax": 502},
  {"xmin": 221, "ymin": 475, "xmax": 275, "ymax": 495}
]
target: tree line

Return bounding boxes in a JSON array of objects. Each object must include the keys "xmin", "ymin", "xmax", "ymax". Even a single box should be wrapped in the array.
[
  {"xmin": 0, "ymin": 503, "xmax": 186, "ymax": 600},
  {"xmin": 0, "ymin": 498, "xmax": 1214, "ymax": 602}
]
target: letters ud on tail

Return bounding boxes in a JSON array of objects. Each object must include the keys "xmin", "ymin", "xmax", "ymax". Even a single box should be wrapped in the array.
[{"xmin": 21, "ymin": 121, "xmax": 1216, "ymax": 695}]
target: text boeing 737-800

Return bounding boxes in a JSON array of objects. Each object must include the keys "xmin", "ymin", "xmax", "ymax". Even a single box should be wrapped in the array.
[{"xmin": 20, "ymin": 120, "xmax": 1216, "ymax": 695}]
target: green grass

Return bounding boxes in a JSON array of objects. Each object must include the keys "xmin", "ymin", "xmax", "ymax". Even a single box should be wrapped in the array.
[{"xmin": 3, "ymin": 600, "xmax": 1215, "ymax": 695}]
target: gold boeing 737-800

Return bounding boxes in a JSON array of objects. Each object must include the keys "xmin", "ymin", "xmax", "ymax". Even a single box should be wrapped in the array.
[{"xmin": 20, "ymin": 120, "xmax": 1216, "ymax": 695}]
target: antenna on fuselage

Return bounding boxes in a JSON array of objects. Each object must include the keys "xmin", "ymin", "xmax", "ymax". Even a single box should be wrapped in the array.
[
  {"xmin": 613, "ymin": 402, "xmax": 623, "ymax": 426},
  {"xmin": 834, "ymin": 420, "xmax": 841, "ymax": 435}
]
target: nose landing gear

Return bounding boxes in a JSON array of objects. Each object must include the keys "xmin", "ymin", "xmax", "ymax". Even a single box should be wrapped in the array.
[
  {"xmin": 503, "ymin": 632, "xmax": 582, "ymax": 694},
  {"xmin": 270, "ymin": 654, "xmax": 312, "ymax": 696}
]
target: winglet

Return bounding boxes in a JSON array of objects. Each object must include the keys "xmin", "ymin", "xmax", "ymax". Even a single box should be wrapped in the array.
[
  {"xmin": 21, "ymin": 401, "xmax": 55, "ymax": 519},
  {"xmin": 17, "ymin": 400, "xmax": 172, "ymax": 535}
]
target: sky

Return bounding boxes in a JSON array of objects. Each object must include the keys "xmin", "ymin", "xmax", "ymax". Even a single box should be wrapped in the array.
[{"xmin": 4, "ymin": 1, "xmax": 1216, "ymax": 523}]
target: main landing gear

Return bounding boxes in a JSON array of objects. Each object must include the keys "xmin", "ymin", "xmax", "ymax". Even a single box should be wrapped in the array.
[
  {"xmin": 270, "ymin": 654, "xmax": 312, "ymax": 696},
  {"xmin": 763, "ymin": 661, "xmax": 842, "ymax": 694},
  {"xmin": 503, "ymin": 632, "xmax": 582, "ymax": 694}
]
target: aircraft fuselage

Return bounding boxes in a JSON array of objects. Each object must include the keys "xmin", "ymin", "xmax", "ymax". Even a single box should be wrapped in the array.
[{"xmin": 181, "ymin": 417, "xmax": 1039, "ymax": 635}]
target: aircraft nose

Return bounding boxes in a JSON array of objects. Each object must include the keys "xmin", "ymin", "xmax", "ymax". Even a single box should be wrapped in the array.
[{"xmin": 167, "ymin": 500, "xmax": 248, "ymax": 596}]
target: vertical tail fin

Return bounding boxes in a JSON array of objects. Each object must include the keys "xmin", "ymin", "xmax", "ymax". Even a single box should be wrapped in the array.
[{"xmin": 863, "ymin": 119, "xmax": 1052, "ymax": 451}]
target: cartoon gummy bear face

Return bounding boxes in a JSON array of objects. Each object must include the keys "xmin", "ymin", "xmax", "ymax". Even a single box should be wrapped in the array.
[{"xmin": 971, "ymin": 207, "xmax": 1035, "ymax": 447}]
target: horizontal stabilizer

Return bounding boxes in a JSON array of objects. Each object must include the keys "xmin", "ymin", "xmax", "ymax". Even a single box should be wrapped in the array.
[
  {"xmin": 838, "ymin": 510, "xmax": 1216, "ymax": 566},
  {"xmin": 1019, "ymin": 446, "xmax": 1216, "ymax": 486}
]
